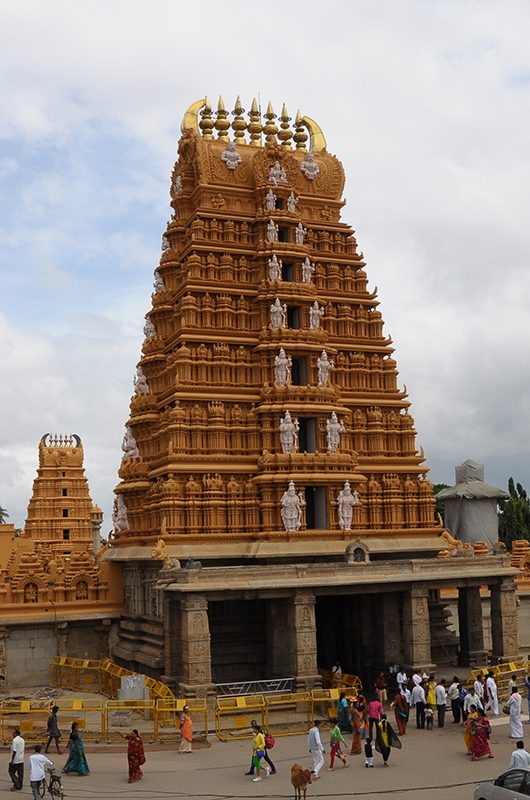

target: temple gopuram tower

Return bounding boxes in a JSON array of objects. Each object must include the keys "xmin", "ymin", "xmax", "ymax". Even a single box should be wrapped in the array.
[{"xmin": 108, "ymin": 97, "xmax": 519, "ymax": 694}]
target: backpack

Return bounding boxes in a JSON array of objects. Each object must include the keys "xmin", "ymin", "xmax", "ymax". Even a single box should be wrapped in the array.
[{"xmin": 264, "ymin": 732, "xmax": 275, "ymax": 749}]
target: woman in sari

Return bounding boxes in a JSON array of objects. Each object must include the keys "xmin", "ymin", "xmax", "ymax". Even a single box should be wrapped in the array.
[
  {"xmin": 507, "ymin": 686, "xmax": 524, "ymax": 739},
  {"xmin": 337, "ymin": 692, "xmax": 352, "ymax": 733},
  {"xmin": 350, "ymin": 698, "xmax": 364, "ymax": 755},
  {"xmin": 463, "ymin": 705, "xmax": 479, "ymax": 754},
  {"xmin": 62, "ymin": 722, "xmax": 90, "ymax": 775},
  {"xmin": 425, "ymin": 675, "xmax": 436, "ymax": 710},
  {"xmin": 119, "ymin": 729, "xmax": 146, "ymax": 783},
  {"xmin": 392, "ymin": 690, "xmax": 410, "ymax": 736},
  {"xmin": 178, "ymin": 705, "xmax": 193, "ymax": 753},
  {"xmin": 470, "ymin": 711, "xmax": 494, "ymax": 761},
  {"xmin": 375, "ymin": 714, "xmax": 401, "ymax": 766}
]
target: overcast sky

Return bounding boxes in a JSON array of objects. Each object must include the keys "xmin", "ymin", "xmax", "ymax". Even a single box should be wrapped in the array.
[{"xmin": 1, "ymin": 0, "xmax": 529, "ymax": 530}]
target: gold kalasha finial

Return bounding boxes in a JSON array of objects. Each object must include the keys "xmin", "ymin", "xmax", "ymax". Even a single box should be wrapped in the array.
[
  {"xmin": 263, "ymin": 101, "xmax": 278, "ymax": 142},
  {"xmin": 248, "ymin": 98, "xmax": 262, "ymax": 146},
  {"xmin": 215, "ymin": 96, "xmax": 230, "ymax": 141},
  {"xmin": 294, "ymin": 110, "xmax": 308, "ymax": 150},
  {"xmin": 199, "ymin": 98, "xmax": 214, "ymax": 140},
  {"xmin": 231, "ymin": 96, "xmax": 247, "ymax": 141},
  {"xmin": 278, "ymin": 103, "xmax": 292, "ymax": 148}
]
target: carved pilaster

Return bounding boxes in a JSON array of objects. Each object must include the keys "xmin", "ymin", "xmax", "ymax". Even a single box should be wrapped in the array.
[
  {"xmin": 490, "ymin": 578, "xmax": 519, "ymax": 660},
  {"xmin": 178, "ymin": 592, "xmax": 215, "ymax": 697},
  {"xmin": 458, "ymin": 585, "xmax": 487, "ymax": 666},
  {"xmin": 0, "ymin": 627, "xmax": 9, "ymax": 686},
  {"xmin": 402, "ymin": 584, "xmax": 435, "ymax": 673},
  {"xmin": 381, "ymin": 593, "xmax": 403, "ymax": 664},
  {"xmin": 289, "ymin": 590, "xmax": 320, "ymax": 690}
]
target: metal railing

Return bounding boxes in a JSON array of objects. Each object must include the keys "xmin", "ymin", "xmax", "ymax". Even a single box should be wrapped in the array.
[{"xmin": 216, "ymin": 677, "xmax": 294, "ymax": 696}]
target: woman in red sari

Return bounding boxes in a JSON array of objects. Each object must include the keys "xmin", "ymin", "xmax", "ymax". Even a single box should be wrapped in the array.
[
  {"xmin": 470, "ymin": 712, "xmax": 494, "ymax": 762},
  {"xmin": 393, "ymin": 690, "xmax": 409, "ymax": 736},
  {"xmin": 119, "ymin": 729, "xmax": 146, "ymax": 782}
]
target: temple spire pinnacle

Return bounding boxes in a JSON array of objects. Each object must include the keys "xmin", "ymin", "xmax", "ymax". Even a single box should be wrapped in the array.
[
  {"xmin": 278, "ymin": 103, "xmax": 292, "ymax": 148},
  {"xmin": 231, "ymin": 96, "xmax": 247, "ymax": 140},
  {"xmin": 263, "ymin": 101, "xmax": 278, "ymax": 142},
  {"xmin": 294, "ymin": 110, "xmax": 308, "ymax": 150},
  {"xmin": 199, "ymin": 98, "xmax": 214, "ymax": 140},
  {"xmin": 248, "ymin": 98, "xmax": 263, "ymax": 146},
  {"xmin": 215, "ymin": 96, "xmax": 230, "ymax": 141}
]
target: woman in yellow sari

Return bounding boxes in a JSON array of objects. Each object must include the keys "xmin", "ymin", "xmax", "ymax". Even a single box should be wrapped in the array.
[
  {"xmin": 463, "ymin": 704, "xmax": 479, "ymax": 754},
  {"xmin": 426, "ymin": 675, "xmax": 437, "ymax": 710}
]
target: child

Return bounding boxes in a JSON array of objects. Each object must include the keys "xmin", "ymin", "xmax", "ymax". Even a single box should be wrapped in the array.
[
  {"xmin": 425, "ymin": 706, "xmax": 434, "ymax": 730},
  {"xmin": 328, "ymin": 722, "xmax": 348, "ymax": 769},
  {"xmin": 364, "ymin": 736, "xmax": 374, "ymax": 768}
]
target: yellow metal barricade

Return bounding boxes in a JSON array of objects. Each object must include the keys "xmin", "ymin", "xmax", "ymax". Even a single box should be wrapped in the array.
[
  {"xmin": 104, "ymin": 700, "xmax": 156, "ymax": 743},
  {"xmin": 154, "ymin": 698, "xmax": 208, "ymax": 741},
  {"xmin": 0, "ymin": 701, "xmax": 50, "ymax": 745},
  {"xmin": 311, "ymin": 687, "xmax": 357, "ymax": 721},
  {"xmin": 215, "ymin": 695, "xmax": 266, "ymax": 741},
  {"xmin": 50, "ymin": 699, "xmax": 105, "ymax": 742},
  {"xmin": 319, "ymin": 668, "xmax": 363, "ymax": 692},
  {"xmin": 264, "ymin": 692, "xmax": 312, "ymax": 736}
]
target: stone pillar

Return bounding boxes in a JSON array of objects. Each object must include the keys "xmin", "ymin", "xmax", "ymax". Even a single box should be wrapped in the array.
[
  {"xmin": 161, "ymin": 593, "xmax": 181, "ymax": 692},
  {"xmin": 178, "ymin": 593, "xmax": 215, "ymax": 697},
  {"xmin": 402, "ymin": 584, "xmax": 435, "ymax": 673},
  {"xmin": 382, "ymin": 593, "xmax": 403, "ymax": 664},
  {"xmin": 57, "ymin": 622, "xmax": 68, "ymax": 657},
  {"xmin": 458, "ymin": 585, "xmax": 487, "ymax": 666},
  {"xmin": 289, "ymin": 590, "xmax": 321, "ymax": 690},
  {"xmin": 0, "ymin": 627, "xmax": 9, "ymax": 687},
  {"xmin": 490, "ymin": 578, "xmax": 520, "ymax": 660}
]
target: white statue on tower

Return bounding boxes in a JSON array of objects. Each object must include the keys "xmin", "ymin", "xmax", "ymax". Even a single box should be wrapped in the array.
[
  {"xmin": 143, "ymin": 317, "xmax": 156, "ymax": 340},
  {"xmin": 279, "ymin": 411, "xmax": 299, "ymax": 454},
  {"xmin": 267, "ymin": 219, "xmax": 279, "ymax": 243},
  {"xmin": 112, "ymin": 494, "xmax": 129, "ymax": 533},
  {"xmin": 270, "ymin": 298, "xmax": 287, "ymax": 329},
  {"xmin": 173, "ymin": 174, "xmax": 183, "ymax": 195},
  {"xmin": 317, "ymin": 350, "xmax": 334, "ymax": 385},
  {"xmin": 265, "ymin": 188, "xmax": 277, "ymax": 211},
  {"xmin": 337, "ymin": 481, "xmax": 359, "ymax": 531},
  {"xmin": 287, "ymin": 191, "xmax": 298, "ymax": 212},
  {"xmin": 153, "ymin": 270, "xmax": 165, "ymax": 292},
  {"xmin": 134, "ymin": 366, "xmax": 149, "ymax": 395},
  {"xmin": 221, "ymin": 141, "xmax": 241, "ymax": 170},
  {"xmin": 326, "ymin": 412, "xmax": 345, "ymax": 454},
  {"xmin": 161, "ymin": 234, "xmax": 170, "ymax": 252},
  {"xmin": 274, "ymin": 348, "xmax": 292, "ymax": 386},
  {"xmin": 268, "ymin": 160, "xmax": 287, "ymax": 185},
  {"xmin": 268, "ymin": 254, "xmax": 282, "ymax": 282},
  {"xmin": 309, "ymin": 301, "xmax": 325, "ymax": 330},
  {"xmin": 302, "ymin": 257, "xmax": 315, "ymax": 283},
  {"xmin": 281, "ymin": 481, "xmax": 305, "ymax": 532},
  {"xmin": 121, "ymin": 427, "xmax": 139, "ymax": 460},
  {"xmin": 300, "ymin": 152, "xmax": 320, "ymax": 180},
  {"xmin": 295, "ymin": 222, "xmax": 307, "ymax": 245}
]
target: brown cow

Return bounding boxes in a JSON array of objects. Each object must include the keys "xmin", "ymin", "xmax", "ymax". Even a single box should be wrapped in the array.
[{"xmin": 291, "ymin": 763, "xmax": 312, "ymax": 800}]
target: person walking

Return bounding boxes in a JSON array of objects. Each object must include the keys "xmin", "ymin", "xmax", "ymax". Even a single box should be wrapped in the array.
[
  {"xmin": 411, "ymin": 681, "xmax": 426, "ymax": 729},
  {"xmin": 507, "ymin": 686, "xmax": 524, "ymax": 739},
  {"xmin": 375, "ymin": 672, "xmax": 388, "ymax": 706},
  {"xmin": 435, "ymin": 679, "xmax": 447, "ymax": 728},
  {"xmin": 328, "ymin": 722, "xmax": 348, "ymax": 770},
  {"xmin": 486, "ymin": 671, "xmax": 499, "ymax": 716},
  {"xmin": 464, "ymin": 704, "xmax": 480, "ymax": 754},
  {"xmin": 178, "ymin": 706, "xmax": 193, "ymax": 753},
  {"xmin": 375, "ymin": 714, "xmax": 401, "ymax": 767},
  {"xmin": 246, "ymin": 721, "xmax": 276, "ymax": 776},
  {"xmin": 464, "ymin": 686, "xmax": 484, "ymax": 718},
  {"xmin": 249, "ymin": 723, "xmax": 269, "ymax": 782},
  {"xmin": 62, "ymin": 722, "xmax": 89, "ymax": 775},
  {"xmin": 307, "ymin": 719, "xmax": 325, "ymax": 780},
  {"xmin": 524, "ymin": 669, "xmax": 530, "ymax": 722},
  {"xmin": 9, "ymin": 728, "xmax": 24, "ymax": 791},
  {"xmin": 392, "ymin": 689, "xmax": 409, "ymax": 736},
  {"xmin": 470, "ymin": 710, "xmax": 494, "ymax": 762},
  {"xmin": 350, "ymin": 698, "xmax": 364, "ymax": 755},
  {"xmin": 118, "ymin": 729, "xmax": 145, "ymax": 783},
  {"xmin": 337, "ymin": 692, "xmax": 352, "ymax": 733},
  {"xmin": 509, "ymin": 741, "xmax": 530, "ymax": 768},
  {"xmin": 364, "ymin": 737, "xmax": 374, "ymax": 768},
  {"xmin": 425, "ymin": 675, "xmax": 436, "ymax": 711},
  {"xmin": 29, "ymin": 745, "xmax": 53, "ymax": 800},
  {"xmin": 396, "ymin": 668, "xmax": 408, "ymax": 692},
  {"xmin": 45, "ymin": 706, "xmax": 61, "ymax": 754},
  {"xmin": 447, "ymin": 677, "xmax": 461, "ymax": 723}
]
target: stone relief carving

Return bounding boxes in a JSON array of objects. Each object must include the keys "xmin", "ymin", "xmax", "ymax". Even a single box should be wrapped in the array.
[
  {"xmin": 301, "ymin": 257, "xmax": 315, "ymax": 283},
  {"xmin": 121, "ymin": 427, "xmax": 139, "ymax": 460},
  {"xmin": 337, "ymin": 481, "xmax": 359, "ymax": 531},
  {"xmin": 317, "ymin": 350, "xmax": 334, "ymax": 385},
  {"xmin": 281, "ymin": 481, "xmax": 305, "ymax": 532},
  {"xmin": 268, "ymin": 160, "xmax": 287, "ymax": 185},
  {"xmin": 270, "ymin": 298, "xmax": 287, "ymax": 329},
  {"xmin": 134, "ymin": 367, "xmax": 149, "ymax": 395},
  {"xmin": 279, "ymin": 411, "xmax": 299, "ymax": 454},
  {"xmin": 268, "ymin": 254, "xmax": 282, "ymax": 282},
  {"xmin": 326, "ymin": 412, "xmax": 345, "ymax": 454},
  {"xmin": 274, "ymin": 348, "xmax": 292, "ymax": 386},
  {"xmin": 112, "ymin": 494, "xmax": 129, "ymax": 533},
  {"xmin": 300, "ymin": 152, "xmax": 320, "ymax": 180},
  {"xmin": 309, "ymin": 301, "xmax": 325, "ymax": 330},
  {"xmin": 221, "ymin": 141, "xmax": 241, "ymax": 170}
]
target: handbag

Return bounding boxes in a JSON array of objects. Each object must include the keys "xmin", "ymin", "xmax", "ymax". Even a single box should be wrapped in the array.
[{"xmin": 503, "ymin": 703, "xmax": 510, "ymax": 715}]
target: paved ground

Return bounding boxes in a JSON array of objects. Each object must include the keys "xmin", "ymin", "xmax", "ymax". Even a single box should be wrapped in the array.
[{"xmin": 0, "ymin": 714, "xmax": 527, "ymax": 800}]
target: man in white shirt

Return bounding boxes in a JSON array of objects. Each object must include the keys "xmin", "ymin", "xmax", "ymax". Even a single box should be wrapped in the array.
[
  {"xmin": 447, "ymin": 677, "xmax": 461, "ymax": 724},
  {"xmin": 331, "ymin": 662, "xmax": 342, "ymax": 687},
  {"xmin": 9, "ymin": 728, "xmax": 25, "ymax": 790},
  {"xmin": 29, "ymin": 745, "xmax": 53, "ymax": 800},
  {"xmin": 486, "ymin": 671, "xmax": 499, "ymax": 716},
  {"xmin": 411, "ymin": 683, "xmax": 426, "ymax": 729},
  {"xmin": 463, "ymin": 688, "xmax": 484, "ymax": 716},
  {"xmin": 396, "ymin": 668, "xmax": 408, "ymax": 691},
  {"xmin": 473, "ymin": 676, "xmax": 484, "ymax": 700},
  {"xmin": 307, "ymin": 719, "xmax": 325, "ymax": 779},
  {"xmin": 412, "ymin": 671, "xmax": 422, "ymax": 687},
  {"xmin": 509, "ymin": 741, "xmax": 530, "ymax": 768},
  {"xmin": 435, "ymin": 679, "xmax": 448, "ymax": 728}
]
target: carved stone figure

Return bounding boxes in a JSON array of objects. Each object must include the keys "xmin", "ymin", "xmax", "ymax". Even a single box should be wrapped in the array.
[
  {"xmin": 274, "ymin": 348, "xmax": 292, "ymax": 386},
  {"xmin": 134, "ymin": 366, "xmax": 149, "ymax": 395},
  {"xmin": 268, "ymin": 160, "xmax": 287, "ymax": 185},
  {"xmin": 122, "ymin": 427, "xmax": 139, "ymax": 460},
  {"xmin": 337, "ymin": 481, "xmax": 359, "ymax": 531},
  {"xmin": 161, "ymin": 234, "xmax": 170, "ymax": 252},
  {"xmin": 267, "ymin": 219, "xmax": 279, "ymax": 243},
  {"xmin": 279, "ymin": 411, "xmax": 299, "ymax": 454},
  {"xmin": 317, "ymin": 350, "xmax": 334, "ymax": 385},
  {"xmin": 295, "ymin": 222, "xmax": 307, "ymax": 245},
  {"xmin": 270, "ymin": 298, "xmax": 287, "ymax": 329},
  {"xmin": 309, "ymin": 300, "xmax": 325, "ymax": 330},
  {"xmin": 153, "ymin": 270, "xmax": 165, "ymax": 292},
  {"xmin": 300, "ymin": 152, "xmax": 320, "ymax": 180},
  {"xmin": 302, "ymin": 257, "xmax": 315, "ymax": 283},
  {"xmin": 281, "ymin": 481, "xmax": 305, "ymax": 531},
  {"xmin": 221, "ymin": 141, "xmax": 241, "ymax": 170},
  {"xmin": 287, "ymin": 191, "xmax": 298, "ymax": 212},
  {"xmin": 265, "ymin": 188, "xmax": 277, "ymax": 211},
  {"xmin": 173, "ymin": 174, "xmax": 183, "ymax": 195},
  {"xmin": 143, "ymin": 317, "xmax": 156, "ymax": 340},
  {"xmin": 326, "ymin": 411, "xmax": 345, "ymax": 454},
  {"xmin": 268, "ymin": 254, "xmax": 282, "ymax": 282},
  {"xmin": 112, "ymin": 494, "xmax": 129, "ymax": 533}
]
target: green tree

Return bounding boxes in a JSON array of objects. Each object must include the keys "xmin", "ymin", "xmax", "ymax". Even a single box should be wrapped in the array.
[
  {"xmin": 498, "ymin": 478, "xmax": 530, "ymax": 549},
  {"xmin": 432, "ymin": 483, "xmax": 450, "ymax": 524},
  {"xmin": 0, "ymin": 504, "xmax": 8, "ymax": 524}
]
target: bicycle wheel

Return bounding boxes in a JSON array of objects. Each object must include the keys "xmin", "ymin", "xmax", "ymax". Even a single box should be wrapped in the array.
[
  {"xmin": 49, "ymin": 777, "xmax": 64, "ymax": 799},
  {"xmin": 38, "ymin": 779, "xmax": 46, "ymax": 798}
]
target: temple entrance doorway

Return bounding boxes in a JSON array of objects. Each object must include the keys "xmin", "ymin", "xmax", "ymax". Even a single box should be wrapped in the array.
[
  {"xmin": 315, "ymin": 593, "xmax": 384, "ymax": 688},
  {"xmin": 208, "ymin": 599, "xmax": 267, "ymax": 684}
]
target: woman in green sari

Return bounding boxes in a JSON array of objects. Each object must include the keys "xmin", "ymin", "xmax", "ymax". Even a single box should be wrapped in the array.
[{"xmin": 63, "ymin": 722, "xmax": 90, "ymax": 775}]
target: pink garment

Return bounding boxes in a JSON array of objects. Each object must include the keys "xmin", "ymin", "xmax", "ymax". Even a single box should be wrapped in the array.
[{"xmin": 368, "ymin": 701, "xmax": 383, "ymax": 720}]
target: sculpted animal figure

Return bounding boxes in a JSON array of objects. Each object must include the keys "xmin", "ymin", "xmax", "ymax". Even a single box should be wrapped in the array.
[{"xmin": 291, "ymin": 763, "xmax": 312, "ymax": 800}]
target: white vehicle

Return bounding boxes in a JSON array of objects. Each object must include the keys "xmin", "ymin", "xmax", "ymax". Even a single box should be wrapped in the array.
[{"xmin": 474, "ymin": 768, "xmax": 530, "ymax": 799}]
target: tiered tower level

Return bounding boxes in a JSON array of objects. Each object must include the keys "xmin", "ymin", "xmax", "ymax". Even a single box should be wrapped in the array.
[{"xmin": 113, "ymin": 97, "xmax": 437, "ymax": 551}]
